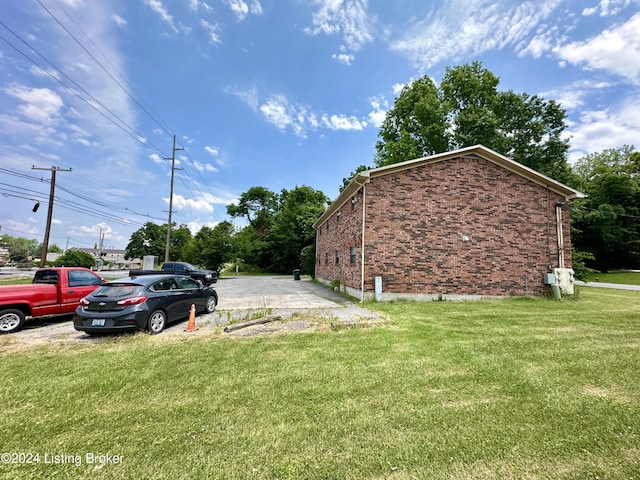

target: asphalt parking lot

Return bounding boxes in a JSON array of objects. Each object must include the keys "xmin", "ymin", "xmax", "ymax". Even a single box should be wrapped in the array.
[{"xmin": 4, "ymin": 275, "xmax": 384, "ymax": 345}]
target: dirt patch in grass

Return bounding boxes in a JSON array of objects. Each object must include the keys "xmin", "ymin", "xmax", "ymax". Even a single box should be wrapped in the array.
[
  {"xmin": 581, "ymin": 385, "xmax": 632, "ymax": 404},
  {"xmin": 1, "ymin": 311, "xmax": 389, "ymax": 352}
]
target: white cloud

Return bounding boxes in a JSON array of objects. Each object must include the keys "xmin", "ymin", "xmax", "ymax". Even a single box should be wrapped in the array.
[
  {"xmin": 192, "ymin": 161, "xmax": 219, "ymax": 172},
  {"xmin": 1, "ymin": 219, "xmax": 40, "ymax": 237},
  {"xmin": 185, "ymin": 220, "xmax": 218, "ymax": 235},
  {"xmin": 204, "ymin": 145, "xmax": 219, "ymax": 156},
  {"xmin": 70, "ymin": 222, "xmax": 112, "ymax": 239},
  {"xmin": 168, "ymin": 193, "xmax": 214, "ymax": 213},
  {"xmin": 582, "ymin": 0, "xmax": 633, "ymax": 16},
  {"xmin": 224, "ymin": 0, "xmax": 263, "ymax": 20},
  {"xmin": 391, "ymin": 0, "xmax": 562, "ymax": 69},
  {"xmin": 144, "ymin": 0, "xmax": 178, "ymax": 33},
  {"xmin": 391, "ymin": 82, "xmax": 406, "ymax": 95},
  {"xmin": 305, "ymin": 0, "xmax": 374, "ymax": 60},
  {"xmin": 5, "ymin": 84, "xmax": 64, "ymax": 125},
  {"xmin": 332, "ymin": 52, "xmax": 354, "ymax": 65},
  {"xmin": 540, "ymin": 80, "xmax": 615, "ymax": 110},
  {"xmin": 553, "ymin": 13, "xmax": 640, "ymax": 83},
  {"xmin": 367, "ymin": 98, "xmax": 387, "ymax": 127},
  {"xmin": 60, "ymin": 0, "xmax": 85, "ymax": 8},
  {"xmin": 518, "ymin": 28, "xmax": 560, "ymax": 59},
  {"xmin": 259, "ymin": 95, "xmax": 299, "ymax": 133},
  {"xmin": 227, "ymin": 85, "xmax": 260, "ymax": 110},
  {"xmin": 250, "ymin": 1, "xmax": 263, "ymax": 15},
  {"xmin": 567, "ymin": 96, "xmax": 640, "ymax": 160},
  {"xmin": 226, "ymin": 0, "xmax": 248, "ymax": 20},
  {"xmin": 29, "ymin": 65, "xmax": 61, "ymax": 81},
  {"xmin": 201, "ymin": 19, "xmax": 222, "ymax": 44},
  {"xmin": 66, "ymin": 222, "xmax": 129, "ymax": 249},
  {"xmin": 321, "ymin": 114, "xmax": 366, "ymax": 131},
  {"xmin": 111, "ymin": 14, "xmax": 127, "ymax": 27},
  {"xmin": 0, "ymin": 114, "xmax": 59, "ymax": 146},
  {"xmin": 188, "ymin": 0, "xmax": 213, "ymax": 13},
  {"xmin": 232, "ymin": 88, "xmax": 370, "ymax": 136},
  {"xmin": 149, "ymin": 153, "xmax": 164, "ymax": 164}
]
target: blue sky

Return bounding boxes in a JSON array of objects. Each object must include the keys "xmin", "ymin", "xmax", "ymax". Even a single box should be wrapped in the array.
[{"xmin": 0, "ymin": 0, "xmax": 639, "ymax": 251}]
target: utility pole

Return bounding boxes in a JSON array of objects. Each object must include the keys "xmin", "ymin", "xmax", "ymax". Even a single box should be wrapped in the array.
[
  {"xmin": 32, "ymin": 166, "xmax": 72, "ymax": 268},
  {"xmin": 165, "ymin": 135, "xmax": 183, "ymax": 263}
]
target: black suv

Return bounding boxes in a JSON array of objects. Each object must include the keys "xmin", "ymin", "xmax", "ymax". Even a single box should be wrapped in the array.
[{"xmin": 160, "ymin": 262, "xmax": 218, "ymax": 285}]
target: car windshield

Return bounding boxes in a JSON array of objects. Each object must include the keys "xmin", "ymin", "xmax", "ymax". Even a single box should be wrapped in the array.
[{"xmin": 92, "ymin": 284, "xmax": 142, "ymax": 298}]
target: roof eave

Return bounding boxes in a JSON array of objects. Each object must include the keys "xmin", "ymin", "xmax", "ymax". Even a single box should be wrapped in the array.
[
  {"xmin": 313, "ymin": 172, "xmax": 370, "ymax": 228},
  {"xmin": 313, "ymin": 145, "xmax": 586, "ymax": 228}
]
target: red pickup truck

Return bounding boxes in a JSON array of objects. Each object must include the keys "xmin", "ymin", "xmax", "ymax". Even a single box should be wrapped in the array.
[{"xmin": 0, "ymin": 267, "xmax": 103, "ymax": 334}]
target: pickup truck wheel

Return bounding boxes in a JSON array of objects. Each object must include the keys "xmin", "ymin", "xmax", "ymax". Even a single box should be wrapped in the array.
[
  {"xmin": 147, "ymin": 310, "xmax": 166, "ymax": 335},
  {"xmin": 0, "ymin": 309, "xmax": 26, "ymax": 334},
  {"xmin": 205, "ymin": 295, "xmax": 217, "ymax": 313}
]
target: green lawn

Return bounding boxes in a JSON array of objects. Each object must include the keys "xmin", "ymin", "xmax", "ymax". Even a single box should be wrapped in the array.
[
  {"xmin": 1, "ymin": 287, "xmax": 639, "ymax": 479},
  {"xmin": 0, "ymin": 276, "xmax": 32, "ymax": 285},
  {"xmin": 585, "ymin": 270, "xmax": 640, "ymax": 285}
]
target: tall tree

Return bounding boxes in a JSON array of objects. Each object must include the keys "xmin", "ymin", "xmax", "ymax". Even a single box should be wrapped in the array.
[
  {"xmin": 232, "ymin": 225, "xmax": 271, "ymax": 270},
  {"xmin": 226, "ymin": 186, "xmax": 277, "ymax": 237},
  {"xmin": 183, "ymin": 222, "xmax": 235, "ymax": 271},
  {"xmin": 571, "ymin": 146, "xmax": 640, "ymax": 270},
  {"xmin": 375, "ymin": 75, "xmax": 448, "ymax": 166},
  {"xmin": 2, "ymin": 235, "xmax": 39, "ymax": 263},
  {"xmin": 169, "ymin": 224, "xmax": 193, "ymax": 261},
  {"xmin": 227, "ymin": 185, "xmax": 329, "ymax": 273},
  {"xmin": 53, "ymin": 250, "xmax": 95, "ymax": 268},
  {"xmin": 269, "ymin": 186, "xmax": 329, "ymax": 272},
  {"xmin": 125, "ymin": 222, "xmax": 165, "ymax": 260},
  {"xmin": 227, "ymin": 186, "xmax": 278, "ymax": 270},
  {"xmin": 374, "ymin": 61, "xmax": 572, "ymax": 183},
  {"xmin": 125, "ymin": 222, "xmax": 192, "ymax": 261}
]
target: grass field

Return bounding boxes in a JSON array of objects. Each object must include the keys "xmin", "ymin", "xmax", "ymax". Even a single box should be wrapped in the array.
[
  {"xmin": 1, "ymin": 287, "xmax": 639, "ymax": 479},
  {"xmin": 584, "ymin": 271, "xmax": 640, "ymax": 285}
]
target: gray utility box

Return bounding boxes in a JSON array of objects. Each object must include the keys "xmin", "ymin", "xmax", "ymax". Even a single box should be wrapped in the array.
[{"xmin": 543, "ymin": 273, "xmax": 557, "ymax": 285}]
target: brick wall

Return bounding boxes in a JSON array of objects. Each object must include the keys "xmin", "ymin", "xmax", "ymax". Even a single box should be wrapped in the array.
[
  {"xmin": 316, "ymin": 154, "xmax": 573, "ymax": 298},
  {"xmin": 315, "ymin": 189, "xmax": 364, "ymax": 289}
]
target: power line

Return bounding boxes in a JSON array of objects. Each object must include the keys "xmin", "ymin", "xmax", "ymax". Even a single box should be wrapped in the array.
[
  {"xmin": 0, "ymin": 22, "xmax": 170, "ymax": 158},
  {"xmin": 43, "ymin": 0, "xmax": 175, "ymax": 139},
  {"xmin": 0, "ymin": 168, "xmax": 164, "ymax": 223},
  {"xmin": 55, "ymin": 183, "xmax": 166, "ymax": 222},
  {"xmin": 0, "ymin": 6, "xmax": 226, "ymax": 239}
]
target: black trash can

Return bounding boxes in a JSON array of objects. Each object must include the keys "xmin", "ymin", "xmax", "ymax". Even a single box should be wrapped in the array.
[{"xmin": 293, "ymin": 269, "xmax": 301, "ymax": 281}]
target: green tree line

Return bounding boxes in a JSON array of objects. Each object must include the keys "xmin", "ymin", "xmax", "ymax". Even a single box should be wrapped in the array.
[{"xmin": 124, "ymin": 185, "xmax": 329, "ymax": 275}]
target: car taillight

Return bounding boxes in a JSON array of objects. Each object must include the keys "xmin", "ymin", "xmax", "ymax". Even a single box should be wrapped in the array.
[
  {"xmin": 80, "ymin": 297, "xmax": 90, "ymax": 306},
  {"xmin": 116, "ymin": 296, "xmax": 148, "ymax": 306}
]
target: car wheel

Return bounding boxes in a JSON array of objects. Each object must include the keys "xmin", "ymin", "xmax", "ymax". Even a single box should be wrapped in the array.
[
  {"xmin": 147, "ymin": 310, "xmax": 167, "ymax": 335},
  {"xmin": 0, "ymin": 309, "xmax": 26, "ymax": 334},
  {"xmin": 205, "ymin": 295, "xmax": 217, "ymax": 313}
]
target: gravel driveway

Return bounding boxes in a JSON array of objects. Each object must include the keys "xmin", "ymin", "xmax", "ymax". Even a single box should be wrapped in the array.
[{"xmin": 2, "ymin": 276, "xmax": 385, "ymax": 346}]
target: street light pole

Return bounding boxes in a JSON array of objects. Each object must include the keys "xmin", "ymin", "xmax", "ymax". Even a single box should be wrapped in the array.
[{"xmin": 32, "ymin": 166, "xmax": 72, "ymax": 268}]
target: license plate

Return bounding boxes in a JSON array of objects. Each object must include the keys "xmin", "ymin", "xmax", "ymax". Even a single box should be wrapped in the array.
[{"xmin": 92, "ymin": 319, "xmax": 106, "ymax": 326}]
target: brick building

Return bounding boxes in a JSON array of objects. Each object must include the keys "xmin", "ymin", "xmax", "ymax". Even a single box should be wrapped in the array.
[{"xmin": 313, "ymin": 145, "xmax": 585, "ymax": 300}]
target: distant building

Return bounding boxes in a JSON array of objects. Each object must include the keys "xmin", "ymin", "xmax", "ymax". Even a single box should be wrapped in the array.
[{"xmin": 71, "ymin": 248, "xmax": 141, "ymax": 270}]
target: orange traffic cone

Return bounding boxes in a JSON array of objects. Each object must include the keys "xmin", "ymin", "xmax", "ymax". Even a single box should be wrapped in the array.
[{"xmin": 184, "ymin": 304, "xmax": 198, "ymax": 332}]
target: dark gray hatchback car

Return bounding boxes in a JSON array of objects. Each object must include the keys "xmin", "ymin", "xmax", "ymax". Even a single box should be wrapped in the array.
[{"xmin": 73, "ymin": 274, "xmax": 218, "ymax": 335}]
